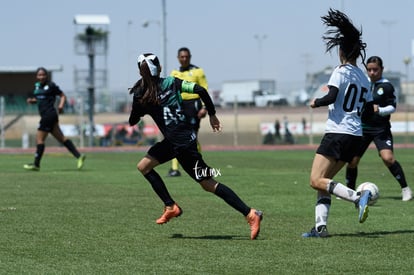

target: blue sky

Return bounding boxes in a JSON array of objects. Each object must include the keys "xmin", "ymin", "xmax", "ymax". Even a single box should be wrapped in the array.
[{"xmin": 1, "ymin": 0, "xmax": 413, "ymax": 93}]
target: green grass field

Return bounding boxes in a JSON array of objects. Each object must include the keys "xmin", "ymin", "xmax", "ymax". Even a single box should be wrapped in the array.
[{"xmin": 1, "ymin": 148, "xmax": 414, "ymax": 274}]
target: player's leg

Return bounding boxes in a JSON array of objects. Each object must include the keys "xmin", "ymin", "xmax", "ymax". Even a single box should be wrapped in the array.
[
  {"xmin": 345, "ymin": 134, "xmax": 371, "ymax": 190},
  {"xmin": 178, "ymin": 142, "xmax": 263, "ymax": 239},
  {"xmin": 24, "ymin": 117, "xmax": 52, "ymax": 170},
  {"xmin": 51, "ymin": 123, "xmax": 86, "ymax": 169},
  {"xmin": 375, "ymin": 131, "xmax": 412, "ymax": 201},
  {"xmin": 24, "ymin": 129, "xmax": 48, "ymax": 171},
  {"xmin": 140, "ymin": 140, "xmax": 182, "ymax": 224},
  {"xmin": 168, "ymin": 158, "xmax": 181, "ymax": 177}
]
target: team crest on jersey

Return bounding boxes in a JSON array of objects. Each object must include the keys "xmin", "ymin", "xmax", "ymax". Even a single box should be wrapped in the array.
[{"xmin": 377, "ymin": 88, "xmax": 384, "ymax": 95}]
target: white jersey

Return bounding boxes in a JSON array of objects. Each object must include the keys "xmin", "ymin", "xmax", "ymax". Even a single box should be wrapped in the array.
[{"xmin": 325, "ymin": 64, "xmax": 372, "ymax": 136}]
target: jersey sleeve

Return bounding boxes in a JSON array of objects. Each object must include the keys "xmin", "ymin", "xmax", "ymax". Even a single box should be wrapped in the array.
[
  {"xmin": 178, "ymin": 79, "xmax": 216, "ymax": 116},
  {"xmin": 50, "ymin": 82, "xmax": 64, "ymax": 96},
  {"xmin": 196, "ymin": 68, "xmax": 208, "ymax": 90},
  {"xmin": 128, "ymin": 86, "xmax": 146, "ymax": 126},
  {"xmin": 382, "ymin": 83, "xmax": 397, "ymax": 107},
  {"xmin": 327, "ymin": 66, "xmax": 341, "ymax": 89}
]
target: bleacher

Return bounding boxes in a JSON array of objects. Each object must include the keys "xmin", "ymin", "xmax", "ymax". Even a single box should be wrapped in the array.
[{"xmin": 2, "ymin": 95, "xmax": 37, "ymax": 114}]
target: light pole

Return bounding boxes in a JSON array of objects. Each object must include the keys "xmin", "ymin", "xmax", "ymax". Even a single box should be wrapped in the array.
[
  {"xmin": 142, "ymin": 0, "xmax": 167, "ymax": 77},
  {"xmin": 381, "ymin": 20, "xmax": 397, "ymax": 69},
  {"xmin": 126, "ymin": 20, "xmax": 133, "ymax": 86},
  {"xmin": 254, "ymin": 34, "xmax": 267, "ymax": 79},
  {"xmin": 404, "ymin": 57, "xmax": 411, "ymax": 144},
  {"xmin": 73, "ymin": 14, "xmax": 109, "ymax": 147}
]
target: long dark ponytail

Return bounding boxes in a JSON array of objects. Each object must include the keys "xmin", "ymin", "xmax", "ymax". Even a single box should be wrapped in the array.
[{"xmin": 321, "ymin": 8, "xmax": 367, "ymax": 67}]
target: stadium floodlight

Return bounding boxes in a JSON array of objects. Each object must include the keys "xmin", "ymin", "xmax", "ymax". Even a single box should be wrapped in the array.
[{"xmin": 73, "ymin": 14, "xmax": 110, "ymax": 147}]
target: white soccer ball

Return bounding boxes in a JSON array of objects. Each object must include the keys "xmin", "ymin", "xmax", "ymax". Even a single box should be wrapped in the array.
[{"xmin": 356, "ymin": 182, "xmax": 379, "ymax": 205}]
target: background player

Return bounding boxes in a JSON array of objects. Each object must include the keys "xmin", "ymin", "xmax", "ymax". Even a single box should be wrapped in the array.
[
  {"xmin": 345, "ymin": 56, "xmax": 412, "ymax": 201},
  {"xmin": 24, "ymin": 67, "xmax": 85, "ymax": 171}
]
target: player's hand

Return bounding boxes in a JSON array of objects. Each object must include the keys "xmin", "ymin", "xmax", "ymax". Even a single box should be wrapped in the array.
[
  {"xmin": 209, "ymin": 115, "xmax": 222, "ymax": 132},
  {"xmin": 27, "ymin": 98, "xmax": 36, "ymax": 104},
  {"xmin": 309, "ymin": 98, "xmax": 317, "ymax": 108},
  {"xmin": 197, "ymin": 108, "xmax": 207, "ymax": 119},
  {"xmin": 373, "ymin": 104, "xmax": 379, "ymax": 113}
]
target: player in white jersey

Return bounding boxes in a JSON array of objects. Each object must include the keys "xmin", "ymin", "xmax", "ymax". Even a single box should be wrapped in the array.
[
  {"xmin": 302, "ymin": 9, "xmax": 373, "ymax": 238},
  {"xmin": 324, "ymin": 65, "xmax": 371, "ymax": 135}
]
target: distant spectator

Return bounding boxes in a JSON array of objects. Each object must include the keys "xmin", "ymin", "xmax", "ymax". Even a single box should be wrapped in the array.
[{"xmin": 274, "ymin": 119, "xmax": 281, "ymax": 140}]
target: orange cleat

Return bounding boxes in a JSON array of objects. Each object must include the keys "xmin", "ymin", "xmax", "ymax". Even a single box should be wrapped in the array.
[
  {"xmin": 156, "ymin": 203, "xmax": 183, "ymax": 224},
  {"xmin": 246, "ymin": 209, "xmax": 263, "ymax": 240}
]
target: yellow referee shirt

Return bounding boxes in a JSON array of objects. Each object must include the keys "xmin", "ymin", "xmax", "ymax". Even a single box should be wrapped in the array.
[{"xmin": 170, "ymin": 65, "xmax": 208, "ymax": 100}]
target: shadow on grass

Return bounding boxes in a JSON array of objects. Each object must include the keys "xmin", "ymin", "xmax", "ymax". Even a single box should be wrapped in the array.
[
  {"xmin": 380, "ymin": 195, "xmax": 409, "ymax": 201},
  {"xmin": 332, "ymin": 229, "xmax": 414, "ymax": 238},
  {"xmin": 170, "ymin": 233, "xmax": 249, "ymax": 240}
]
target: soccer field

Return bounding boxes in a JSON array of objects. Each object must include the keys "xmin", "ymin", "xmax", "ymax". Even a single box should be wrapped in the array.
[{"xmin": 1, "ymin": 148, "xmax": 413, "ymax": 274}]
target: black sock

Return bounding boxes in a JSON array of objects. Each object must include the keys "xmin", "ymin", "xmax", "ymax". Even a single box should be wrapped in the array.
[
  {"xmin": 214, "ymin": 183, "xmax": 250, "ymax": 216},
  {"xmin": 388, "ymin": 161, "xmax": 408, "ymax": 188},
  {"xmin": 345, "ymin": 167, "xmax": 358, "ymax": 190},
  {"xmin": 63, "ymin": 139, "xmax": 81, "ymax": 158},
  {"xmin": 144, "ymin": 169, "xmax": 174, "ymax": 206},
  {"xmin": 34, "ymin": 144, "xmax": 45, "ymax": 167}
]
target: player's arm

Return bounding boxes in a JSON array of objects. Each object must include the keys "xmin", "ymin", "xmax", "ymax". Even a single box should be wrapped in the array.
[
  {"xmin": 376, "ymin": 83, "xmax": 396, "ymax": 116},
  {"xmin": 179, "ymin": 79, "xmax": 221, "ymax": 131},
  {"xmin": 310, "ymin": 86, "xmax": 339, "ymax": 108},
  {"xmin": 26, "ymin": 96, "xmax": 37, "ymax": 104},
  {"xmin": 196, "ymin": 68, "xmax": 209, "ymax": 118},
  {"xmin": 192, "ymin": 83, "xmax": 221, "ymax": 131},
  {"xmin": 197, "ymin": 68, "xmax": 208, "ymax": 90},
  {"xmin": 57, "ymin": 91, "xmax": 66, "ymax": 114},
  {"xmin": 128, "ymin": 84, "xmax": 146, "ymax": 126},
  {"xmin": 129, "ymin": 99, "xmax": 145, "ymax": 126},
  {"xmin": 180, "ymin": 80, "xmax": 215, "ymax": 116}
]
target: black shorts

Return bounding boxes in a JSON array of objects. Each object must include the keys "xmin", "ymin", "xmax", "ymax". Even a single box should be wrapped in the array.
[
  {"xmin": 355, "ymin": 128, "xmax": 394, "ymax": 157},
  {"xmin": 147, "ymin": 139, "xmax": 212, "ymax": 182},
  {"xmin": 38, "ymin": 113, "xmax": 58, "ymax": 132},
  {"xmin": 316, "ymin": 133, "xmax": 361, "ymax": 162},
  {"xmin": 182, "ymin": 99, "xmax": 203, "ymax": 131}
]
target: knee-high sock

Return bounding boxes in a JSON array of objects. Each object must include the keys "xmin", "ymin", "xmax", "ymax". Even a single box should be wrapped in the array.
[
  {"xmin": 214, "ymin": 183, "xmax": 250, "ymax": 216},
  {"xmin": 63, "ymin": 139, "xmax": 81, "ymax": 158},
  {"xmin": 345, "ymin": 167, "xmax": 358, "ymax": 190},
  {"xmin": 144, "ymin": 169, "xmax": 174, "ymax": 206},
  {"xmin": 34, "ymin": 144, "xmax": 45, "ymax": 167},
  {"xmin": 315, "ymin": 194, "xmax": 331, "ymax": 230},
  {"xmin": 388, "ymin": 161, "xmax": 408, "ymax": 188}
]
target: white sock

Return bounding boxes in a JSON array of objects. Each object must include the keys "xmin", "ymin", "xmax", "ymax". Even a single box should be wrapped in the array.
[
  {"xmin": 315, "ymin": 195, "xmax": 330, "ymax": 230},
  {"xmin": 327, "ymin": 180, "xmax": 358, "ymax": 202}
]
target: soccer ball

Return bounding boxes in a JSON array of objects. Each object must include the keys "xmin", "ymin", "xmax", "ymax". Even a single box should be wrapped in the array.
[{"xmin": 356, "ymin": 182, "xmax": 379, "ymax": 205}]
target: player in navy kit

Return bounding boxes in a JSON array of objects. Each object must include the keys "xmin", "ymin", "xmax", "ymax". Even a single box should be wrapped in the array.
[
  {"xmin": 24, "ymin": 67, "xmax": 85, "ymax": 171},
  {"xmin": 128, "ymin": 53, "xmax": 262, "ymax": 240},
  {"xmin": 302, "ymin": 9, "xmax": 373, "ymax": 238},
  {"xmin": 346, "ymin": 56, "xmax": 412, "ymax": 201}
]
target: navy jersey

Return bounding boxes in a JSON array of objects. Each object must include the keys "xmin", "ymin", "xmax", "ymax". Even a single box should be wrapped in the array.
[
  {"xmin": 362, "ymin": 78, "xmax": 396, "ymax": 132},
  {"xmin": 129, "ymin": 76, "xmax": 215, "ymax": 148},
  {"xmin": 31, "ymin": 81, "xmax": 63, "ymax": 116}
]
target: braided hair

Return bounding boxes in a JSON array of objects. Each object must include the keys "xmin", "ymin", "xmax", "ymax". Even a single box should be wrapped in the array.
[{"xmin": 321, "ymin": 8, "xmax": 367, "ymax": 67}]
